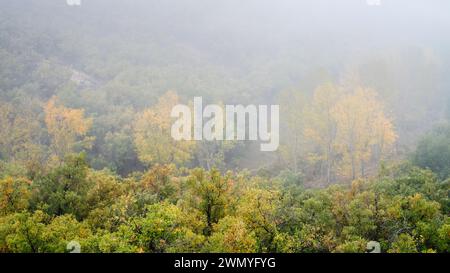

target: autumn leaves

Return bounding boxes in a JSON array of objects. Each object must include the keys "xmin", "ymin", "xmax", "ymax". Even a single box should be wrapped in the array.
[
  {"xmin": 42, "ymin": 82, "xmax": 396, "ymax": 184},
  {"xmin": 279, "ymin": 83, "xmax": 397, "ymax": 183},
  {"xmin": 44, "ymin": 96, "xmax": 94, "ymax": 164},
  {"xmin": 133, "ymin": 91, "xmax": 195, "ymax": 166}
]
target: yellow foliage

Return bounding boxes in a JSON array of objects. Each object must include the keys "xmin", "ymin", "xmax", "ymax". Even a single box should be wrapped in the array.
[
  {"xmin": 332, "ymin": 87, "xmax": 397, "ymax": 179},
  {"xmin": 44, "ymin": 96, "xmax": 93, "ymax": 160},
  {"xmin": 0, "ymin": 177, "xmax": 31, "ymax": 215},
  {"xmin": 133, "ymin": 91, "xmax": 195, "ymax": 165}
]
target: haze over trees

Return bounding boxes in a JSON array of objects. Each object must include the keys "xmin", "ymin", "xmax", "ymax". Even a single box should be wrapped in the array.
[{"xmin": 0, "ymin": 0, "xmax": 449, "ymax": 253}]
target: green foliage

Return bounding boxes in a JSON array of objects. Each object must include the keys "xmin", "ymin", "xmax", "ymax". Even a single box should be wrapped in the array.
[
  {"xmin": 131, "ymin": 202, "xmax": 204, "ymax": 253},
  {"xmin": 205, "ymin": 216, "xmax": 256, "ymax": 253},
  {"xmin": 140, "ymin": 164, "xmax": 178, "ymax": 202},
  {"xmin": 334, "ymin": 237, "xmax": 367, "ymax": 253},
  {"xmin": 0, "ymin": 211, "xmax": 92, "ymax": 253},
  {"xmin": 0, "ymin": 2, "xmax": 449, "ymax": 253},
  {"xmin": 412, "ymin": 123, "xmax": 450, "ymax": 180},
  {"xmin": 187, "ymin": 169, "xmax": 231, "ymax": 235},
  {"xmin": 31, "ymin": 154, "xmax": 91, "ymax": 220},
  {"xmin": 0, "ymin": 154, "xmax": 448, "ymax": 253},
  {"xmin": 388, "ymin": 234, "xmax": 418, "ymax": 253}
]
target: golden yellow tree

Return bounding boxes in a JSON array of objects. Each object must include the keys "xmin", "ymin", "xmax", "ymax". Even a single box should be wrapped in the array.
[
  {"xmin": 133, "ymin": 91, "xmax": 195, "ymax": 166},
  {"xmin": 303, "ymin": 83, "xmax": 341, "ymax": 183},
  {"xmin": 0, "ymin": 177, "xmax": 31, "ymax": 216},
  {"xmin": 332, "ymin": 87, "xmax": 397, "ymax": 179},
  {"xmin": 44, "ymin": 96, "xmax": 93, "ymax": 161}
]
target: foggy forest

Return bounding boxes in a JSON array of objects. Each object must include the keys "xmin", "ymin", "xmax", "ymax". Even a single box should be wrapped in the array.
[{"xmin": 0, "ymin": 0, "xmax": 449, "ymax": 253}]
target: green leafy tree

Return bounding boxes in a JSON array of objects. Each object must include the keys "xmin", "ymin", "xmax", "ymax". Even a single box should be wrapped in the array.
[
  {"xmin": 132, "ymin": 202, "xmax": 203, "ymax": 253},
  {"xmin": 413, "ymin": 123, "xmax": 450, "ymax": 180},
  {"xmin": 31, "ymin": 154, "xmax": 91, "ymax": 220},
  {"xmin": 187, "ymin": 169, "xmax": 231, "ymax": 235},
  {"xmin": 205, "ymin": 216, "xmax": 256, "ymax": 253}
]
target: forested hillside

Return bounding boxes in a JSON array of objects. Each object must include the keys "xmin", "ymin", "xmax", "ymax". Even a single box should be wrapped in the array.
[{"xmin": 0, "ymin": 0, "xmax": 449, "ymax": 253}]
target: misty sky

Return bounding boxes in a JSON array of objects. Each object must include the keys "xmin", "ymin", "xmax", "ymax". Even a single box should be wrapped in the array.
[{"xmin": 2, "ymin": 0, "xmax": 450, "ymax": 56}]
